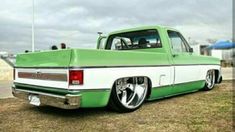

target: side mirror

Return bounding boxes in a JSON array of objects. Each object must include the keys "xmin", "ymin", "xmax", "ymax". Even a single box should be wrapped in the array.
[{"xmin": 189, "ymin": 48, "xmax": 193, "ymax": 53}]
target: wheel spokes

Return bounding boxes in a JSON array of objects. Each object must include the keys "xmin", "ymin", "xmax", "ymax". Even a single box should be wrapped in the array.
[
  {"xmin": 207, "ymin": 82, "xmax": 211, "ymax": 87},
  {"xmin": 126, "ymin": 83, "xmax": 134, "ymax": 91},
  {"xmin": 116, "ymin": 77, "xmax": 148, "ymax": 109},
  {"xmin": 135, "ymin": 84, "xmax": 145, "ymax": 99},
  {"xmin": 126, "ymin": 92, "xmax": 136, "ymax": 105},
  {"xmin": 121, "ymin": 90, "xmax": 127, "ymax": 105},
  {"xmin": 206, "ymin": 70, "xmax": 215, "ymax": 89}
]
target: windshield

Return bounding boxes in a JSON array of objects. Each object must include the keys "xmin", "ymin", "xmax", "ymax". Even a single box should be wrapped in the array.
[{"xmin": 106, "ymin": 29, "xmax": 162, "ymax": 50}]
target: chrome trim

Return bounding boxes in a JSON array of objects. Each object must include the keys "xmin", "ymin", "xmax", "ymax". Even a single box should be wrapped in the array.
[
  {"xmin": 12, "ymin": 87, "xmax": 81, "ymax": 109},
  {"xmin": 14, "ymin": 88, "xmax": 66, "ymax": 98}
]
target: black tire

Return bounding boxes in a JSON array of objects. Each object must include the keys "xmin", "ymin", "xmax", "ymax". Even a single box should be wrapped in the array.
[
  {"xmin": 203, "ymin": 70, "xmax": 216, "ymax": 90},
  {"xmin": 108, "ymin": 77, "xmax": 148, "ymax": 113}
]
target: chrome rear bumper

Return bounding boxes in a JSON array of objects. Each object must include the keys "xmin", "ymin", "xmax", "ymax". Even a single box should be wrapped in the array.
[{"xmin": 12, "ymin": 87, "xmax": 80, "ymax": 109}]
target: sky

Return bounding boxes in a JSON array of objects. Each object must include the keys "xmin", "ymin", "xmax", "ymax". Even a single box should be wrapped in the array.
[{"xmin": 0, "ymin": 0, "xmax": 233, "ymax": 54}]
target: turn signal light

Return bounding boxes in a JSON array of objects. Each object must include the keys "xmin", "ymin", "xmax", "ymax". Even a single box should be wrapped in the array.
[{"xmin": 69, "ymin": 70, "xmax": 83, "ymax": 85}]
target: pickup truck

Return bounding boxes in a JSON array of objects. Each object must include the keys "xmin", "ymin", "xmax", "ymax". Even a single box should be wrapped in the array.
[{"xmin": 12, "ymin": 25, "xmax": 222, "ymax": 112}]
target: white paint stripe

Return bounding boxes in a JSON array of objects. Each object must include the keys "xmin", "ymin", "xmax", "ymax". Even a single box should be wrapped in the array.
[{"xmin": 15, "ymin": 65, "xmax": 221, "ymax": 90}]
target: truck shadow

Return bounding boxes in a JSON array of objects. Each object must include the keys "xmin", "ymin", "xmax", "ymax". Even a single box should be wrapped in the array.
[
  {"xmin": 145, "ymin": 89, "xmax": 205, "ymax": 104},
  {"xmin": 145, "ymin": 85, "xmax": 221, "ymax": 105},
  {"xmin": 30, "ymin": 106, "xmax": 117, "ymax": 118}
]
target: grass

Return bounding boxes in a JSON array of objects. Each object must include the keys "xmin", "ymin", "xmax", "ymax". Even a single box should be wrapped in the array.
[{"xmin": 0, "ymin": 81, "xmax": 233, "ymax": 132}]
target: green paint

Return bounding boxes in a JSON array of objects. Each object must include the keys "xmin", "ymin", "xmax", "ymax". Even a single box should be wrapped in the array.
[
  {"xmin": 171, "ymin": 80, "xmax": 205, "ymax": 94},
  {"xmin": 148, "ymin": 85, "xmax": 173, "ymax": 100},
  {"xmin": 15, "ymin": 49, "xmax": 170, "ymax": 68},
  {"xmin": 15, "ymin": 48, "xmax": 219, "ymax": 68},
  {"xmin": 16, "ymin": 49, "xmax": 72, "ymax": 67},
  {"xmin": 148, "ymin": 80, "xmax": 205, "ymax": 100},
  {"xmin": 79, "ymin": 90, "xmax": 110, "ymax": 107},
  {"xmin": 14, "ymin": 83, "xmax": 111, "ymax": 108},
  {"xmin": 69, "ymin": 48, "xmax": 170, "ymax": 67},
  {"xmin": 15, "ymin": 25, "xmax": 219, "ymax": 68},
  {"xmin": 171, "ymin": 52, "xmax": 220, "ymax": 65}
]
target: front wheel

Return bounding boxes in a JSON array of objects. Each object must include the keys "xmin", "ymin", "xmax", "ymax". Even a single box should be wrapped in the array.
[
  {"xmin": 108, "ymin": 77, "xmax": 148, "ymax": 113},
  {"xmin": 203, "ymin": 70, "xmax": 215, "ymax": 90}
]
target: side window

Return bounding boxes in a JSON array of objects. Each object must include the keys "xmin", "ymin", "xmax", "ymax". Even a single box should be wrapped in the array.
[
  {"xmin": 167, "ymin": 31, "xmax": 188, "ymax": 53},
  {"xmin": 106, "ymin": 29, "xmax": 162, "ymax": 50}
]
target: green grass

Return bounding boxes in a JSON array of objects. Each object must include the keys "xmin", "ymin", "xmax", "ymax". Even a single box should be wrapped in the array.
[{"xmin": 0, "ymin": 81, "xmax": 233, "ymax": 132}]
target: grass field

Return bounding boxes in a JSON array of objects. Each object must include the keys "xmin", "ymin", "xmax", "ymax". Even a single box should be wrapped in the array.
[{"xmin": 0, "ymin": 81, "xmax": 233, "ymax": 132}]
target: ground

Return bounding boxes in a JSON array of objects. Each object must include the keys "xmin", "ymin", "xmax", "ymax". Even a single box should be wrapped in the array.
[{"xmin": 0, "ymin": 81, "xmax": 233, "ymax": 132}]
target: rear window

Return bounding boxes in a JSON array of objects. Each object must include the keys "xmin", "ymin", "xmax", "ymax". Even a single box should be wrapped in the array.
[{"xmin": 106, "ymin": 29, "xmax": 162, "ymax": 50}]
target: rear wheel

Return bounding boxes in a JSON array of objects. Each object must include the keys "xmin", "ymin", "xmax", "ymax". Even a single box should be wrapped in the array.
[
  {"xmin": 204, "ymin": 70, "xmax": 215, "ymax": 90},
  {"xmin": 108, "ymin": 77, "xmax": 148, "ymax": 112}
]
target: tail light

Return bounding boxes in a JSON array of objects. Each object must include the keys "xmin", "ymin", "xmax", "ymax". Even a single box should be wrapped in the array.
[{"xmin": 69, "ymin": 70, "xmax": 83, "ymax": 85}]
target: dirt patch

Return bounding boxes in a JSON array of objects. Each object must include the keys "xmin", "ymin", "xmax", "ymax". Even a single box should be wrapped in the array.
[{"xmin": 0, "ymin": 81, "xmax": 233, "ymax": 132}]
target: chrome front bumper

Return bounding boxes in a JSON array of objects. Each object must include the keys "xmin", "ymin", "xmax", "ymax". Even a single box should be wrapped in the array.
[{"xmin": 12, "ymin": 87, "xmax": 81, "ymax": 109}]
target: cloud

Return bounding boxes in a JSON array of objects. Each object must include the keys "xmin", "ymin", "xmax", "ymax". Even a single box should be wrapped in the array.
[{"xmin": 0, "ymin": 0, "xmax": 232, "ymax": 54}]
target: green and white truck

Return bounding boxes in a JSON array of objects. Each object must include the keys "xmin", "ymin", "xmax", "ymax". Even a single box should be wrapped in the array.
[{"xmin": 12, "ymin": 25, "xmax": 222, "ymax": 112}]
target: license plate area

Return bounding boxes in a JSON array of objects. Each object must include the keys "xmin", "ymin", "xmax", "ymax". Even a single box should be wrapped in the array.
[{"xmin": 28, "ymin": 94, "xmax": 41, "ymax": 106}]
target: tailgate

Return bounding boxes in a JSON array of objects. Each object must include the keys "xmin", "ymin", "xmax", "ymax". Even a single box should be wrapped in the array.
[
  {"xmin": 14, "ymin": 49, "xmax": 72, "ymax": 89},
  {"xmin": 15, "ymin": 49, "xmax": 72, "ymax": 68}
]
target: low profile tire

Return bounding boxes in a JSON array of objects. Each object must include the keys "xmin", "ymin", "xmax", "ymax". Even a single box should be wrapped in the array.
[
  {"xmin": 203, "ymin": 70, "xmax": 216, "ymax": 90},
  {"xmin": 108, "ymin": 77, "xmax": 148, "ymax": 113}
]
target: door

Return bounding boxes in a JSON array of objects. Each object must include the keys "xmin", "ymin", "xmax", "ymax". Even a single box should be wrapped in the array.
[{"xmin": 167, "ymin": 30, "xmax": 202, "ymax": 94}]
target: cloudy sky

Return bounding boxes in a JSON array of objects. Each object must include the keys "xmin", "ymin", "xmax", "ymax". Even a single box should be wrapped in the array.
[{"xmin": 0, "ymin": 0, "xmax": 233, "ymax": 54}]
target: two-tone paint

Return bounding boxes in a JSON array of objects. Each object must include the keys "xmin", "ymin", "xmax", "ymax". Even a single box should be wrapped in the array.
[{"xmin": 13, "ymin": 25, "xmax": 222, "ymax": 109}]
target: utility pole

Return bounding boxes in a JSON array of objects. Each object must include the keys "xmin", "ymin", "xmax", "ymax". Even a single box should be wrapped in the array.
[{"xmin": 32, "ymin": 0, "xmax": 35, "ymax": 52}]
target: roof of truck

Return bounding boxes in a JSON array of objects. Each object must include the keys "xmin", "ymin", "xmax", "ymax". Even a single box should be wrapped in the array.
[{"xmin": 109, "ymin": 25, "xmax": 179, "ymax": 35}]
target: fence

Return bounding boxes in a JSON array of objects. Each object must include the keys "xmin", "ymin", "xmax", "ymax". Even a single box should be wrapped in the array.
[{"xmin": 0, "ymin": 58, "xmax": 14, "ymax": 80}]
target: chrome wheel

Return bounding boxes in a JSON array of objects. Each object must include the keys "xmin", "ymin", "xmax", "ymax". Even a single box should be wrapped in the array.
[
  {"xmin": 205, "ymin": 70, "xmax": 215, "ymax": 90},
  {"xmin": 115, "ymin": 77, "xmax": 148, "ymax": 109}
]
